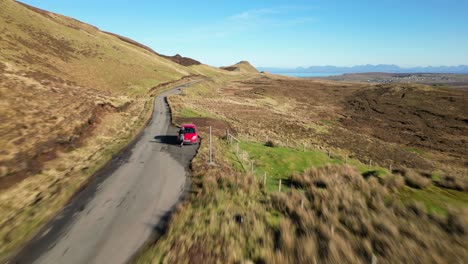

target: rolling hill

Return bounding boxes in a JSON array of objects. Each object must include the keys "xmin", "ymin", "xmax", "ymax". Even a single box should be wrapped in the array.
[{"xmin": 221, "ymin": 61, "xmax": 259, "ymax": 74}]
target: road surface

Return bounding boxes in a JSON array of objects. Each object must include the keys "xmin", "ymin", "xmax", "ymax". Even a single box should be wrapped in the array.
[{"xmin": 12, "ymin": 84, "xmax": 198, "ymax": 264}]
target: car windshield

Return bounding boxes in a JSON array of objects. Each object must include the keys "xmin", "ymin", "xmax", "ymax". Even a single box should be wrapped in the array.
[{"xmin": 183, "ymin": 127, "xmax": 195, "ymax": 134}]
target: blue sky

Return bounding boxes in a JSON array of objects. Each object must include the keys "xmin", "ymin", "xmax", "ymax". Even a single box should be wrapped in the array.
[{"xmin": 20, "ymin": 0, "xmax": 468, "ymax": 68}]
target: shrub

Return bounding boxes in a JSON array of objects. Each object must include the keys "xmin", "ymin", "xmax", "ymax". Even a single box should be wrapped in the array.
[
  {"xmin": 443, "ymin": 209, "xmax": 467, "ymax": 235},
  {"xmin": 436, "ymin": 174, "xmax": 467, "ymax": 191},
  {"xmin": 403, "ymin": 169, "xmax": 431, "ymax": 189},
  {"xmin": 278, "ymin": 218, "xmax": 295, "ymax": 252},
  {"xmin": 362, "ymin": 170, "xmax": 379, "ymax": 179},
  {"xmin": 381, "ymin": 173, "xmax": 405, "ymax": 190},
  {"xmin": 268, "ymin": 165, "xmax": 467, "ymax": 263}
]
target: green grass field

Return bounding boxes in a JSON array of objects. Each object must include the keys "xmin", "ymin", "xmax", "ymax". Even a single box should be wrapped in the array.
[
  {"xmin": 399, "ymin": 185, "xmax": 468, "ymax": 215},
  {"xmin": 235, "ymin": 141, "xmax": 391, "ymax": 193},
  {"xmin": 231, "ymin": 140, "xmax": 467, "ymax": 215},
  {"xmin": 238, "ymin": 142, "xmax": 340, "ymax": 192}
]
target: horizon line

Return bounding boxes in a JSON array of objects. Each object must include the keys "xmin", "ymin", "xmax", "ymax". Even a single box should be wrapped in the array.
[{"xmin": 256, "ymin": 64, "xmax": 468, "ymax": 69}]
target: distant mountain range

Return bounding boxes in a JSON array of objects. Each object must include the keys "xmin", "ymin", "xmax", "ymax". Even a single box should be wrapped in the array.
[{"xmin": 258, "ymin": 64, "xmax": 468, "ymax": 74}]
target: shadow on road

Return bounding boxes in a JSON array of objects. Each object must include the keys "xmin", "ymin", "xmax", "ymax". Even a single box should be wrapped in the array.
[{"xmin": 153, "ymin": 135, "xmax": 179, "ymax": 145}]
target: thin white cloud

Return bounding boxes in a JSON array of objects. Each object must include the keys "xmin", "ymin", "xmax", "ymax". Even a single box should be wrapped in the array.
[
  {"xmin": 230, "ymin": 8, "xmax": 279, "ymax": 20},
  {"xmin": 151, "ymin": 5, "xmax": 317, "ymax": 44},
  {"xmin": 230, "ymin": 5, "xmax": 316, "ymax": 21},
  {"xmin": 274, "ymin": 16, "xmax": 317, "ymax": 26}
]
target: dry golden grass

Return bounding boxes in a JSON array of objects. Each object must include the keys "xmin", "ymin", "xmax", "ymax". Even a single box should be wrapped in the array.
[
  {"xmin": 281, "ymin": 166, "xmax": 467, "ymax": 263},
  {"xmin": 437, "ymin": 174, "xmax": 468, "ymax": 191},
  {"xmin": 399, "ymin": 168, "xmax": 432, "ymax": 189},
  {"xmin": 0, "ymin": 0, "xmax": 226, "ymax": 259}
]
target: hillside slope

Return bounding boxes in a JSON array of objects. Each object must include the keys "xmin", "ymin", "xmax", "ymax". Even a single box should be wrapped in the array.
[
  {"xmin": 0, "ymin": 0, "xmax": 218, "ymax": 259},
  {"xmin": 0, "ymin": 0, "xmax": 196, "ymax": 185}
]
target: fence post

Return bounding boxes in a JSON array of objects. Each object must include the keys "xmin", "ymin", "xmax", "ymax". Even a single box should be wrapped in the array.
[
  {"xmin": 263, "ymin": 172, "xmax": 267, "ymax": 187},
  {"xmin": 279, "ymin": 179, "xmax": 282, "ymax": 192},
  {"xmin": 209, "ymin": 126, "xmax": 213, "ymax": 164},
  {"xmin": 369, "ymin": 159, "xmax": 372, "ymax": 167}
]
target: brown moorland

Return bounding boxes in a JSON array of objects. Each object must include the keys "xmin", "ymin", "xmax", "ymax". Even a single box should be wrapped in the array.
[
  {"xmin": 137, "ymin": 71, "xmax": 467, "ymax": 263},
  {"xmin": 185, "ymin": 74, "xmax": 467, "ymax": 175}
]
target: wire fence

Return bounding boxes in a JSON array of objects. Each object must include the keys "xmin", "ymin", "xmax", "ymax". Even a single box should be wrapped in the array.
[
  {"xmin": 222, "ymin": 129, "xmax": 395, "ymax": 193},
  {"xmin": 261, "ymin": 134, "xmax": 392, "ymax": 170},
  {"xmin": 224, "ymin": 130, "xmax": 274, "ymax": 190},
  {"xmin": 216, "ymin": 132, "xmax": 391, "ymax": 262}
]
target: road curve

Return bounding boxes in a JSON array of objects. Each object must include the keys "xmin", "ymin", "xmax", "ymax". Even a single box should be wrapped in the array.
[{"xmin": 12, "ymin": 84, "xmax": 198, "ymax": 264}]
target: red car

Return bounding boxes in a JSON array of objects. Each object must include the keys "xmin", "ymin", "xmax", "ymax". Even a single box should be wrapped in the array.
[{"xmin": 178, "ymin": 124, "xmax": 199, "ymax": 145}]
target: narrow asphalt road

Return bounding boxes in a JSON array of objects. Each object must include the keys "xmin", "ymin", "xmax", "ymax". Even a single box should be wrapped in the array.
[{"xmin": 12, "ymin": 84, "xmax": 198, "ymax": 264}]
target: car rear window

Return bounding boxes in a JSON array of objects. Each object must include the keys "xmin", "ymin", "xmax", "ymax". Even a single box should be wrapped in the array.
[{"xmin": 183, "ymin": 127, "xmax": 196, "ymax": 134}]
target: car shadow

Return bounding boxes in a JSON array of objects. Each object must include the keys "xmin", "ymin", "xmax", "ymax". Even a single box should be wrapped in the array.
[{"xmin": 153, "ymin": 135, "xmax": 179, "ymax": 145}]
